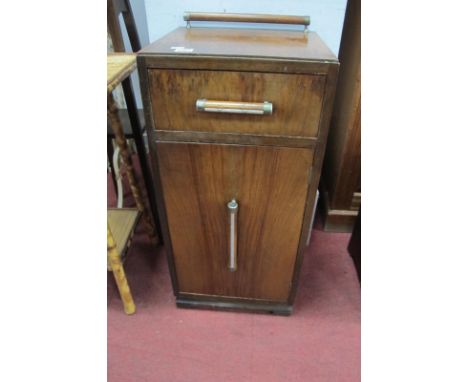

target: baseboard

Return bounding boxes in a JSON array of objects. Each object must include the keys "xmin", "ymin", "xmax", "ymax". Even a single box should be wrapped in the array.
[{"xmin": 320, "ymin": 189, "xmax": 359, "ymax": 233}]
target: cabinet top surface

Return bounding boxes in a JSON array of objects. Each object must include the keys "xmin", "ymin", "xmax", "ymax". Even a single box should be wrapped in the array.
[{"xmin": 139, "ymin": 27, "xmax": 338, "ymax": 62}]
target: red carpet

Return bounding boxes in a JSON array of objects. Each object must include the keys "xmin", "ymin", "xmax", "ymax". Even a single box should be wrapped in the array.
[{"xmin": 107, "ymin": 170, "xmax": 360, "ymax": 382}]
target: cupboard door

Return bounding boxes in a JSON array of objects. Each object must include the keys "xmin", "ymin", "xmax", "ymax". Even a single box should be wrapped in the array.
[{"xmin": 156, "ymin": 142, "xmax": 313, "ymax": 302}]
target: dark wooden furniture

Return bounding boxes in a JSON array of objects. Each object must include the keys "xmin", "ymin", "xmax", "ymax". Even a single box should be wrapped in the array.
[
  {"xmin": 320, "ymin": 0, "xmax": 361, "ymax": 232},
  {"xmin": 138, "ymin": 13, "xmax": 339, "ymax": 315},
  {"xmin": 107, "ymin": 0, "xmax": 141, "ymax": 53},
  {"xmin": 107, "ymin": 0, "xmax": 162, "ymax": 241},
  {"xmin": 348, "ymin": 209, "xmax": 361, "ymax": 282}
]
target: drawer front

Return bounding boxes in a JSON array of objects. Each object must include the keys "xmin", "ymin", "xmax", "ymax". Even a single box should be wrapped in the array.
[
  {"xmin": 148, "ymin": 69, "xmax": 326, "ymax": 138},
  {"xmin": 156, "ymin": 142, "xmax": 313, "ymax": 302}
]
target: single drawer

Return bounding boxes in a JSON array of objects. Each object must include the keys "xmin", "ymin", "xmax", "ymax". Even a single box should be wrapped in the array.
[{"xmin": 148, "ymin": 69, "xmax": 326, "ymax": 138}]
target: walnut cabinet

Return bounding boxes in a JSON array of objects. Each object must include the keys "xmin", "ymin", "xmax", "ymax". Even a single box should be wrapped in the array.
[{"xmin": 138, "ymin": 23, "xmax": 339, "ymax": 314}]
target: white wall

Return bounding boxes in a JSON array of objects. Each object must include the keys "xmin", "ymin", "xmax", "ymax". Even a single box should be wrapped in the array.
[{"xmin": 143, "ymin": 0, "xmax": 347, "ymax": 55}]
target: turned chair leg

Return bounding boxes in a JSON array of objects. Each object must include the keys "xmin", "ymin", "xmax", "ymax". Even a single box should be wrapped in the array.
[
  {"xmin": 107, "ymin": 224, "xmax": 136, "ymax": 315},
  {"xmin": 107, "ymin": 135, "xmax": 118, "ymax": 193},
  {"xmin": 107, "ymin": 93, "xmax": 157, "ymax": 243}
]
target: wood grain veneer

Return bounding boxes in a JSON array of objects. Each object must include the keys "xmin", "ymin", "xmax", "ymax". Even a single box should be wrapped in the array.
[
  {"xmin": 138, "ymin": 20, "xmax": 339, "ymax": 314},
  {"xmin": 139, "ymin": 27, "xmax": 337, "ymax": 62},
  {"xmin": 148, "ymin": 69, "xmax": 326, "ymax": 138},
  {"xmin": 156, "ymin": 142, "xmax": 313, "ymax": 301}
]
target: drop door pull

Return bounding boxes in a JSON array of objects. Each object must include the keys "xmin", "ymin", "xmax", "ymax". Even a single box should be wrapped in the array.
[{"xmin": 227, "ymin": 199, "xmax": 238, "ymax": 272}]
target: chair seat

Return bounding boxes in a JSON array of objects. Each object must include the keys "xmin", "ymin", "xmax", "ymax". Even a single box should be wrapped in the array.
[
  {"xmin": 107, "ymin": 53, "xmax": 137, "ymax": 93},
  {"xmin": 108, "ymin": 208, "xmax": 140, "ymax": 256}
]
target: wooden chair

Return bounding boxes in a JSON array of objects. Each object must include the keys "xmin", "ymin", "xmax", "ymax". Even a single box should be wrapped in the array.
[
  {"xmin": 107, "ymin": 53, "xmax": 157, "ymax": 314},
  {"xmin": 107, "ymin": 0, "xmax": 163, "ymax": 241},
  {"xmin": 107, "ymin": 0, "xmax": 141, "ymax": 53}
]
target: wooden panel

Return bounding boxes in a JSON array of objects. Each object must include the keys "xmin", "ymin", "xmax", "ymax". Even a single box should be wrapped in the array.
[
  {"xmin": 177, "ymin": 294, "xmax": 292, "ymax": 316},
  {"xmin": 155, "ymin": 142, "xmax": 313, "ymax": 302},
  {"xmin": 148, "ymin": 69, "xmax": 326, "ymax": 138},
  {"xmin": 154, "ymin": 130, "xmax": 317, "ymax": 148},
  {"xmin": 141, "ymin": 55, "xmax": 332, "ymax": 75},
  {"xmin": 139, "ymin": 27, "xmax": 338, "ymax": 63},
  {"xmin": 321, "ymin": 0, "xmax": 360, "ymax": 232}
]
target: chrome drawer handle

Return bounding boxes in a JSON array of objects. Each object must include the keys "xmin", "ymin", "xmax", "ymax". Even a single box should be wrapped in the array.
[
  {"xmin": 184, "ymin": 12, "xmax": 310, "ymax": 28},
  {"xmin": 227, "ymin": 199, "xmax": 238, "ymax": 272},
  {"xmin": 196, "ymin": 99, "xmax": 273, "ymax": 115}
]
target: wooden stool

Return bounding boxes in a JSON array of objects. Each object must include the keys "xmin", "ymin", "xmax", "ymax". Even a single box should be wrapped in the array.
[{"xmin": 107, "ymin": 53, "xmax": 157, "ymax": 314}]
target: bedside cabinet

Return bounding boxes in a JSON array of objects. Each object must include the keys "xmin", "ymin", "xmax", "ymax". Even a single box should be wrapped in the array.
[{"xmin": 138, "ymin": 13, "xmax": 339, "ymax": 315}]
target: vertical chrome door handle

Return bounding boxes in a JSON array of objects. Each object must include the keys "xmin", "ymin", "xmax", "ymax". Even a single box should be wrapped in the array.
[{"xmin": 227, "ymin": 199, "xmax": 238, "ymax": 272}]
